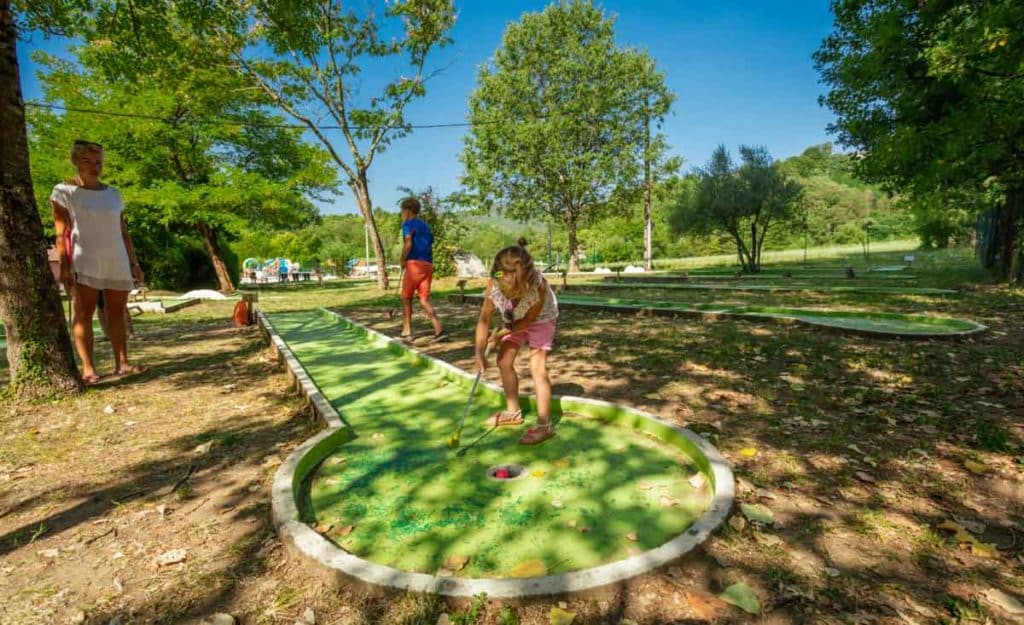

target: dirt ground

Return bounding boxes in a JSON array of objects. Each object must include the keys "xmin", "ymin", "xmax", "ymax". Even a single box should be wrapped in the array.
[{"xmin": 1, "ymin": 254, "xmax": 1022, "ymax": 624}]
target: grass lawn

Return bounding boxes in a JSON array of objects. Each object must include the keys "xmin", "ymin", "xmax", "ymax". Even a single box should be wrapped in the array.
[{"xmin": 1, "ymin": 246, "xmax": 1022, "ymax": 624}]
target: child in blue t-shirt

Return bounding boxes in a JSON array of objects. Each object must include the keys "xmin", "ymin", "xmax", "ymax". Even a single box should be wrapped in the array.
[{"xmin": 400, "ymin": 197, "xmax": 446, "ymax": 341}]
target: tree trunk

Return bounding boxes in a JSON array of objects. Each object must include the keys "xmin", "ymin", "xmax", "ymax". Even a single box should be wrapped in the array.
[
  {"xmin": 351, "ymin": 174, "xmax": 389, "ymax": 290},
  {"xmin": 749, "ymin": 222, "xmax": 760, "ymax": 272},
  {"xmin": 997, "ymin": 188, "xmax": 1022, "ymax": 284},
  {"xmin": 566, "ymin": 211, "xmax": 580, "ymax": 273},
  {"xmin": 643, "ymin": 106, "xmax": 653, "ymax": 272},
  {"xmin": 197, "ymin": 222, "xmax": 235, "ymax": 293},
  {"xmin": 0, "ymin": 4, "xmax": 82, "ymax": 398}
]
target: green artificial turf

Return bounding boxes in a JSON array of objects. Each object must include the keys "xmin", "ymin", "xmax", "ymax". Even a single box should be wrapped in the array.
[
  {"xmin": 269, "ymin": 310, "xmax": 710, "ymax": 578},
  {"xmin": 542, "ymin": 294, "xmax": 984, "ymax": 336}
]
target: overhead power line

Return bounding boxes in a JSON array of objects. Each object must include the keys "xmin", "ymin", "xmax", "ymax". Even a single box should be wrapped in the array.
[{"xmin": 25, "ymin": 101, "xmax": 516, "ymax": 130}]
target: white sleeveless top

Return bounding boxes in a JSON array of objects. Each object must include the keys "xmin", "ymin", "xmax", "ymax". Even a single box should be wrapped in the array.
[
  {"xmin": 488, "ymin": 272, "xmax": 559, "ymax": 329},
  {"xmin": 50, "ymin": 183, "xmax": 134, "ymax": 291}
]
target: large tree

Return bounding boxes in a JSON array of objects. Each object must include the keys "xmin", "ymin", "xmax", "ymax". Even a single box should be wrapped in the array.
[
  {"xmin": 815, "ymin": 0, "xmax": 1024, "ymax": 281},
  {"xmin": 1, "ymin": 1, "xmax": 80, "ymax": 398},
  {"xmin": 460, "ymin": 0, "xmax": 674, "ymax": 272},
  {"xmin": 670, "ymin": 145, "xmax": 803, "ymax": 273},
  {"xmin": 205, "ymin": 0, "xmax": 457, "ymax": 290}
]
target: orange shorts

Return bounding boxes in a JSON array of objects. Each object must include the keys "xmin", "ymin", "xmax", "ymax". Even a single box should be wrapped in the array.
[{"xmin": 402, "ymin": 260, "xmax": 434, "ymax": 300}]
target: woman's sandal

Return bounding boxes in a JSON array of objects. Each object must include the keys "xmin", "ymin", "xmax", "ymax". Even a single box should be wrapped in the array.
[
  {"xmin": 486, "ymin": 410, "xmax": 523, "ymax": 427},
  {"xmin": 519, "ymin": 423, "xmax": 556, "ymax": 445}
]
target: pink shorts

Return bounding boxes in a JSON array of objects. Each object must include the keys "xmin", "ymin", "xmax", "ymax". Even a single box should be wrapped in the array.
[{"xmin": 501, "ymin": 320, "xmax": 556, "ymax": 351}]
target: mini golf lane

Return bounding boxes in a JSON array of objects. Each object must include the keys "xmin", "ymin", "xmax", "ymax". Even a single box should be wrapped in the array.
[
  {"xmin": 584, "ymin": 281, "xmax": 955, "ymax": 295},
  {"xmin": 263, "ymin": 309, "xmax": 733, "ymax": 597},
  {"xmin": 458, "ymin": 294, "xmax": 985, "ymax": 338}
]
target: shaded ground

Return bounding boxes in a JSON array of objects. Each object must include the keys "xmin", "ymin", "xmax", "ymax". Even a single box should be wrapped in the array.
[{"xmin": 0, "ymin": 246, "xmax": 1021, "ymax": 624}]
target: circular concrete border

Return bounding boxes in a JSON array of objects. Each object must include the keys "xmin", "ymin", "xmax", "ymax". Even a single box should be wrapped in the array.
[{"xmin": 260, "ymin": 309, "xmax": 735, "ymax": 598}]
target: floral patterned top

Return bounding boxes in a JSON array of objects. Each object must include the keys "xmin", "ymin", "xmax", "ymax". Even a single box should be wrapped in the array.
[{"xmin": 487, "ymin": 272, "xmax": 559, "ymax": 329}]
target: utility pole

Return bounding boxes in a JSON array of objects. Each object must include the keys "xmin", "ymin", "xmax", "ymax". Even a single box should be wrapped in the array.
[{"xmin": 643, "ymin": 93, "xmax": 653, "ymax": 272}]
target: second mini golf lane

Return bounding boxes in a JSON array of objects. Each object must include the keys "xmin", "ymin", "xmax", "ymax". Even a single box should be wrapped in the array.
[
  {"xmin": 455, "ymin": 294, "xmax": 985, "ymax": 338},
  {"xmin": 269, "ymin": 311, "xmax": 710, "ymax": 578}
]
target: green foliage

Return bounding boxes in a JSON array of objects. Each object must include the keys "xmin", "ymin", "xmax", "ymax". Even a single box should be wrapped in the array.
[
  {"xmin": 670, "ymin": 146, "xmax": 803, "ymax": 272},
  {"xmin": 815, "ymin": 0, "xmax": 1024, "ymax": 280},
  {"xmin": 460, "ymin": 0, "xmax": 674, "ymax": 270}
]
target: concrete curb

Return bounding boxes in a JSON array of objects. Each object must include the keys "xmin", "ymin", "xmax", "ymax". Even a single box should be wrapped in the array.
[
  {"xmin": 260, "ymin": 309, "xmax": 734, "ymax": 598},
  {"xmin": 450, "ymin": 294, "xmax": 987, "ymax": 340}
]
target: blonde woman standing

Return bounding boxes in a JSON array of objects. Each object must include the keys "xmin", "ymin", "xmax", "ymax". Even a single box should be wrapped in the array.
[{"xmin": 51, "ymin": 140, "xmax": 146, "ymax": 384}]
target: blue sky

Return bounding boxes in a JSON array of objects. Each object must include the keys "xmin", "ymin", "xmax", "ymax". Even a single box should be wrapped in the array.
[{"xmin": 18, "ymin": 1, "xmax": 837, "ymax": 215}]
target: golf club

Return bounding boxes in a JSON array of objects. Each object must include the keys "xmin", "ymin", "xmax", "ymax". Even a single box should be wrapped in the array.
[{"xmin": 447, "ymin": 336, "xmax": 498, "ymax": 450}]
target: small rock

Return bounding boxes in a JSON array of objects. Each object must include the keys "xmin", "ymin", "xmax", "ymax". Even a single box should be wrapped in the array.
[
  {"xmin": 202, "ymin": 615, "xmax": 237, "ymax": 625},
  {"xmin": 824, "ymin": 567, "xmax": 841, "ymax": 577},
  {"xmin": 38, "ymin": 548, "xmax": 59, "ymax": 559},
  {"xmin": 123, "ymin": 421, "xmax": 136, "ymax": 427},
  {"xmin": 551, "ymin": 499, "xmax": 564, "ymax": 509},
  {"xmin": 155, "ymin": 548, "xmax": 187, "ymax": 566},
  {"xmin": 70, "ymin": 610, "xmax": 86, "ymax": 624},
  {"xmin": 156, "ymin": 504, "xmax": 168, "ymax": 516},
  {"xmin": 301, "ymin": 607, "xmax": 316, "ymax": 624},
  {"xmin": 111, "ymin": 550, "xmax": 124, "ymax": 560},
  {"xmin": 103, "ymin": 405, "xmax": 116, "ymax": 415},
  {"xmin": 854, "ymin": 471, "xmax": 876, "ymax": 484}
]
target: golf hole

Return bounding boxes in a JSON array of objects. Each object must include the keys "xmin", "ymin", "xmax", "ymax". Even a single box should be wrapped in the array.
[{"xmin": 486, "ymin": 464, "xmax": 526, "ymax": 482}]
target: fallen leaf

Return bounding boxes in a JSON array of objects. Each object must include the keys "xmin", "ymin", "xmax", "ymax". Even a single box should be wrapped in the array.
[
  {"xmin": 637, "ymin": 481, "xmax": 654, "ymax": 491},
  {"xmin": 659, "ymin": 495, "xmax": 679, "ymax": 508},
  {"xmin": 729, "ymin": 516, "xmax": 747, "ymax": 532},
  {"xmin": 551, "ymin": 499, "xmax": 564, "ymax": 509},
  {"xmin": 971, "ymin": 541, "xmax": 1000, "ymax": 558},
  {"xmin": 738, "ymin": 447, "xmax": 758, "ymax": 458},
  {"xmin": 983, "ymin": 588, "xmax": 1024, "ymax": 615},
  {"xmin": 155, "ymin": 549, "xmax": 187, "ymax": 566},
  {"xmin": 548, "ymin": 606, "xmax": 576, "ymax": 625},
  {"xmin": 38, "ymin": 548, "xmax": 59, "ymax": 559},
  {"xmin": 532, "ymin": 470, "xmax": 547, "ymax": 478},
  {"xmin": 443, "ymin": 554, "xmax": 469, "ymax": 571},
  {"xmin": 567, "ymin": 520, "xmax": 577, "ymax": 528},
  {"xmin": 156, "ymin": 504, "xmax": 168, "ymax": 517},
  {"xmin": 553, "ymin": 459, "xmax": 571, "ymax": 469},
  {"xmin": 578, "ymin": 526, "xmax": 591, "ymax": 534},
  {"xmin": 300, "ymin": 607, "xmax": 315, "ymax": 625},
  {"xmin": 314, "ymin": 522, "xmax": 334, "ymax": 534},
  {"xmin": 824, "ymin": 567, "xmax": 841, "ymax": 577},
  {"xmin": 963, "ymin": 459, "xmax": 987, "ymax": 475},
  {"xmin": 720, "ymin": 582, "xmax": 760, "ymax": 614},
  {"xmin": 337, "ymin": 524, "xmax": 355, "ymax": 537},
  {"xmin": 436, "ymin": 614, "xmax": 452, "ymax": 625},
  {"xmin": 436, "ymin": 568, "xmax": 455, "ymax": 577},
  {"xmin": 688, "ymin": 473, "xmax": 706, "ymax": 489},
  {"xmin": 740, "ymin": 503, "xmax": 775, "ymax": 525},
  {"xmin": 103, "ymin": 405, "xmax": 116, "ymax": 415},
  {"xmin": 684, "ymin": 590, "xmax": 729, "ymax": 619},
  {"xmin": 507, "ymin": 559, "xmax": 547, "ymax": 578},
  {"xmin": 192, "ymin": 442, "xmax": 213, "ymax": 455},
  {"xmin": 855, "ymin": 471, "xmax": 876, "ymax": 483}
]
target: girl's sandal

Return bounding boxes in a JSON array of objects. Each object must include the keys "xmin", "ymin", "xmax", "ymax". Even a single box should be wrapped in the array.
[
  {"xmin": 486, "ymin": 410, "xmax": 523, "ymax": 427},
  {"xmin": 114, "ymin": 364, "xmax": 149, "ymax": 378},
  {"xmin": 82, "ymin": 373, "xmax": 101, "ymax": 385},
  {"xmin": 519, "ymin": 423, "xmax": 556, "ymax": 446}
]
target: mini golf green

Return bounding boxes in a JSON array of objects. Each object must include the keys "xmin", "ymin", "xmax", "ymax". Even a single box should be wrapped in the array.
[
  {"xmin": 577, "ymin": 281, "xmax": 956, "ymax": 296},
  {"xmin": 603, "ymin": 273, "xmax": 918, "ymax": 282},
  {"xmin": 457, "ymin": 294, "xmax": 985, "ymax": 338},
  {"xmin": 266, "ymin": 310, "xmax": 722, "ymax": 583}
]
